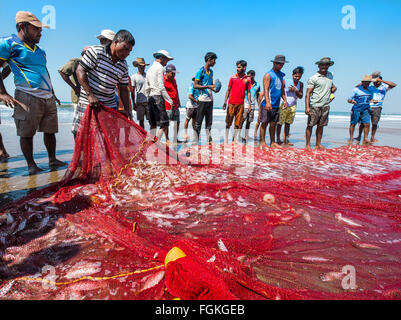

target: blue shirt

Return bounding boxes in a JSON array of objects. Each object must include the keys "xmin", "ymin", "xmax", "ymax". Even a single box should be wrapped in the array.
[
  {"xmin": 194, "ymin": 67, "xmax": 213, "ymax": 102},
  {"xmin": 188, "ymin": 84, "xmax": 200, "ymax": 101},
  {"xmin": 370, "ymin": 83, "xmax": 389, "ymax": 108},
  {"xmin": 245, "ymin": 81, "xmax": 260, "ymax": 109},
  {"xmin": 0, "ymin": 34, "xmax": 53, "ymax": 99},
  {"xmin": 349, "ymin": 85, "xmax": 373, "ymax": 112},
  {"xmin": 268, "ymin": 69, "xmax": 285, "ymax": 108}
]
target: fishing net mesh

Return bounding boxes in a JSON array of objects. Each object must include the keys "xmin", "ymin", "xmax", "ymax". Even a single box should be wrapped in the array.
[{"xmin": 1, "ymin": 106, "xmax": 401, "ymax": 300}]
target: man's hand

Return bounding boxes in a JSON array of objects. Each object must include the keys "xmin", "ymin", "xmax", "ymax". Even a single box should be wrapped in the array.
[
  {"xmin": 54, "ymin": 96, "xmax": 61, "ymax": 106},
  {"xmin": 74, "ymin": 86, "xmax": 81, "ymax": 97},
  {"xmin": 282, "ymin": 101, "xmax": 288, "ymax": 110},
  {"xmin": 350, "ymin": 99, "xmax": 357, "ymax": 105},
  {"xmin": 222, "ymin": 103, "xmax": 227, "ymax": 111},
  {"xmin": 305, "ymin": 107, "xmax": 311, "ymax": 115},
  {"xmin": 264, "ymin": 102, "xmax": 272, "ymax": 112},
  {"xmin": 209, "ymin": 84, "xmax": 216, "ymax": 92},
  {"xmin": 0, "ymin": 93, "xmax": 17, "ymax": 108},
  {"xmin": 289, "ymin": 85, "xmax": 297, "ymax": 93},
  {"xmin": 88, "ymin": 93, "xmax": 100, "ymax": 108}
]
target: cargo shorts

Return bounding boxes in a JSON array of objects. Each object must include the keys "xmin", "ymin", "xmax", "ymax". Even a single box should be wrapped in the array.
[{"xmin": 13, "ymin": 90, "xmax": 58, "ymax": 138}]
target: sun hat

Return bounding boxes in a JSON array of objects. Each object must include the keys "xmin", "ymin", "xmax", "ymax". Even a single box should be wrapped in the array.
[
  {"xmin": 271, "ymin": 55, "xmax": 289, "ymax": 64},
  {"xmin": 16, "ymin": 11, "xmax": 49, "ymax": 29},
  {"xmin": 96, "ymin": 29, "xmax": 115, "ymax": 41},
  {"xmin": 133, "ymin": 58, "xmax": 150, "ymax": 67},
  {"xmin": 371, "ymin": 71, "xmax": 381, "ymax": 79},
  {"xmin": 165, "ymin": 64, "xmax": 179, "ymax": 73},
  {"xmin": 315, "ymin": 57, "xmax": 335, "ymax": 66},
  {"xmin": 153, "ymin": 50, "xmax": 174, "ymax": 60},
  {"xmin": 361, "ymin": 75, "xmax": 373, "ymax": 82}
]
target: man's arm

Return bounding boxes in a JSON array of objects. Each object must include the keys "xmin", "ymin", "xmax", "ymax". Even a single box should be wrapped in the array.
[
  {"xmin": 131, "ymin": 80, "xmax": 137, "ymax": 111},
  {"xmin": 119, "ymin": 84, "xmax": 131, "ymax": 119},
  {"xmin": 380, "ymin": 79, "xmax": 397, "ymax": 90},
  {"xmin": 305, "ymin": 88, "xmax": 313, "ymax": 115},
  {"xmin": 281, "ymin": 79, "xmax": 287, "ymax": 108},
  {"xmin": 296, "ymin": 82, "xmax": 304, "ymax": 99},
  {"xmin": 76, "ymin": 64, "xmax": 99, "ymax": 108},
  {"xmin": 222, "ymin": 86, "xmax": 232, "ymax": 111},
  {"xmin": 331, "ymin": 84, "xmax": 337, "ymax": 94},
  {"xmin": 0, "ymin": 61, "xmax": 18, "ymax": 108},
  {"xmin": 263, "ymin": 73, "xmax": 272, "ymax": 111},
  {"xmin": 157, "ymin": 68, "xmax": 173, "ymax": 106},
  {"xmin": 247, "ymin": 90, "xmax": 252, "ymax": 111}
]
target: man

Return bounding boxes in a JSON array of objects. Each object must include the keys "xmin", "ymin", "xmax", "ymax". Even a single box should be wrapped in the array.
[
  {"xmin": 277, "ymin": 66, "xmax": 304, "ymax": 146},
  {"xmin": 348, "ymin": 75, "xmax": 376, "ymax": 146},
  {"xmin": 260, "ymin": 55, "xmax": 288, "ymax": 148},
  {"xmin": 305, "ymin": 57, "xmax": 337, "ymax": 150},
  {"xmin": 222, "ymin": 60, "xmax": 252, "ymax": 143},
  {"xmin": 96, "ymin": 29, "xmax": 115, "ymax": 46},
  {"xmin": 241, "ymin": 70, "xmax": 260, "ymax": 142},
  {"xmin": 184, "ymin": 78, "xmax": 199, "ymax": 142},
  {"xmin": 131, "ymin": 57, "xmax": 149, "ymax": 129},
  {"xmin": 0, "ymin": 63, "xmax": 11, "ymax": 161},
  {"xmin": 74, "ymin": 30, "xmax": 134, "ymax": 137},
  {"xmin": 145, "ymin": 50, "xmax": 174, "ymax": 142},
  {"xmin": 193, "ymin": 52, "xmax": 218, "ymax": 144},
  {"xmin": 355, "ymin": 72, "xmax": 397, "ymax": 143},
  {"xmin": 58, "ymin": 47, "xmax": 88, "ymax": 129},
  {"xmin": 0, "ymin": 11, "xmax": 65, "ymax": 174},
  {"xmin": 164, "ymin": 64, "xmax": 182, "ymax": 143}
]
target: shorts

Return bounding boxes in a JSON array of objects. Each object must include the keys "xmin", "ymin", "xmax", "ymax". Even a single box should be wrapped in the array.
[
  {"xmin": 307, "ymin": 106, "xmax": 330, "ymax": 127},
  {"xmin": 242, "ymin": 106, "xmax": 255, "ymax": 124},
  {"xmin": 148, "ymin": 95, "xmax": 169, "ymax": 128},
  {"xmin": 136, "ymin": 102, "xmax": 148, "ymax": 122},
  {"xmin": 13, "ymin": 90, "xmax": 58, "ymax": 138},
  {"xmin": 260, "ymin": 107, "xmax": 280, "ymax": 124},
  {"xmin": 370, "ymin": 107, "xmax": 382, "ymax": 126},
  {"xmin": 351, "ymin": 108, "xmax": 370, "ymax": 125},
  {"xmin": 278, "ymin": 104, "xmax": 297, "ymax": 125},
  {"xmin": 167, "ymin": 108, "xmax": 180, "ymax": 124},
  {"xmin": 186, "ymin": 107, "xmax": 198, "ymax": 121},
  {"xmin": 226, "ymin": 104, "xmax": 244, "ymax": 128},
  {"xmin": 72, "ymin": 103, "xmax": 87, "ymax": 135}
]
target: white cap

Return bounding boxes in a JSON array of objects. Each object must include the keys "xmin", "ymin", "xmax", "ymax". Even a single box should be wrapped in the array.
[
  {"xmin": 96, "ymin": 29, "xmax": 116, "ymax": 41},
  {"xmin": 153, "ymin": 50, "xmax": 174, "ymax": 60}
]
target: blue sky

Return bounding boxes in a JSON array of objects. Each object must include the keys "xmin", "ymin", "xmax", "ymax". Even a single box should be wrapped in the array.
[{"xmin": 1, "ymin": 0, "xmax": 401, "ymax": 113}]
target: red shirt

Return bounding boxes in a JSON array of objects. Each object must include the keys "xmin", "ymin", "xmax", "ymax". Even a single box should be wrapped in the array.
[
  {"xmin": 164, "ymin": 76, "xmax": 179, "ymax": 110},
  {"xmin": 228, "ymin": 73, "xmax": 251, "ymax": 105}
]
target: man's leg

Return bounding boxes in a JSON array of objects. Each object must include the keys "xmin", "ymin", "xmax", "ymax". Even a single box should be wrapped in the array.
[
  {"xmin": 276, "ymin": 124, "xmax": 283, "ymax": 145},
  {"xmin": 270, "ymin": 122, "xmax": 280, "ymax": 147},
  {"xmin": 349, "ymin": 124, "xmax": 355, "ymax": 145},
  {"xmin": 355, "ymin": 124, "xmax": 363, "ymax": 142},
  {"xmin": 284, "ymin": 124, "xmax": 292, "ymax": 145},
  {"xmin": 260, "ymin": 122, "xmax": 268, "ymax": 147},
  {"xmin": 20, "ymin": 137, "xmax": 43, "ymax": 174},
  {"xmin": 305, "ymin": 126, "xmax": 313, "ymax": 150},
  {"xmin": 194, "ymin": 103, "xmax": 206, "ymax": 143},
  {"xmin": 205, "ymin": 102, "xmax": 213, "ymax": 143},
  {"xmin": 371, "ymin": 124, "xmax": 378, "ymax": 143},
  {"xmin": 363, "ymin": 124, "xmax": 371, "ymax": 145},
  {"xmin": 44, "ymin": 133, "xmax": 66, "ymax": 167},
  {"xmin": 0, "ymin": 133, "xmax": 9, "ymax": 159},
  {"xmin": 316, "ymin": 126, "xmax": 325, "ymax": 150}
]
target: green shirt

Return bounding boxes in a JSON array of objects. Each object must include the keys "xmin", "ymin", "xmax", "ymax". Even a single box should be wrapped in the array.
[
  {"xmin": 307, "ymin": 71, "xmax": 334, "ymax": 108},
  {"xmin": 58, "ymin": 58, "xmax": 80, "ymax": 104}
]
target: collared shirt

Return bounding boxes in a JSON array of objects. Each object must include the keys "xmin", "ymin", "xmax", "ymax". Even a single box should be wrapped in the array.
[
  {"xmin": 186, "ymin": 84, "xmax": 200, "ymax": 109},
  {"xmin": 164, "ymin": 76, "xmax": 179, "ymax": 111},
  {"xmin": 194, "ymin": 66, "xmax": 214, "ymax": 102},
  {"xmin": 349, "ymin": 85, "xmax": 373, "ymax": 112},
  {"xmin": 370, "ymin": 83, "xmax": 389, "ymax": 108},
  {"xmin": 131, "ymin": 72, "xmax": 147, "ymax": 104},
  {"xmin": 228, "ymin": 73, "xmax": 252, "ymax": 105},
  {"xmin": 145, "ymin": 61, "xmax": 173, "ymax": 105},
  {"xmin": 307, "ymin": 71, "xmax": 334, "ymax": 108},
  {"xmin": 58, "ymin": 58, "xmax": 81, "ymax": 104},
  {"xmin": 268, "ymin": 69, "xmax": 285, "ymax": 108},
  {"xmin": 245, "ymin": 81, "xmax": 261, "ymax": 109},
  {"xmin": 0, "ymin": 34, "xmax": 53, "ymax": 99},
  {"xmin": 78, "ymin": 45, "xmax": 129, "ymax": 108}
]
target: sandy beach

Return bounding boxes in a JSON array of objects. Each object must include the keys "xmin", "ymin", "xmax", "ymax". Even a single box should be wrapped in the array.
[{"xmin": 1, "ymin": 105, "xmax": 401, "ymax": 207}]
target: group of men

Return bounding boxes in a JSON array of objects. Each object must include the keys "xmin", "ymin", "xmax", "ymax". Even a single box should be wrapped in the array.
[{"xmin": 0, "ymin": 11, "xmax": 398, "ymax": 176}]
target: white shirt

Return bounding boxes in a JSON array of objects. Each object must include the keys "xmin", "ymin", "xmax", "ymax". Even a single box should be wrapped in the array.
[
  {"xmin": 131, "ymin": 72, "xmax": 147, "ymax": 104},
  {"xmin": 145, "ymin": 61, "xmax": 173, "ymax": 105}
]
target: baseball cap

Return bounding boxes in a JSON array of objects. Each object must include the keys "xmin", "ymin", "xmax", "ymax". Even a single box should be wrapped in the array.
[
  {"xmin": 16, "ymin": 11, "xmax": 49, "ymax": 29},
  {"xmin": 96, "ymin": 29, "xmax": 116, "ymax": 41},
  {"xmin": 165, "ymin": 64, "xmax": 179, "ymax": 73}
]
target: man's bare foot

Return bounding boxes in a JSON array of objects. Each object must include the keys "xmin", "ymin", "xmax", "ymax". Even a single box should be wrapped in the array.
[
  {"xmin": 315, "ymin": 144, "xmax": 326, "ymax": 150},
  {"xmin": 284, "ymin": 141, "xmax": 294, "ymax": 146},
  {"xmin": 362, "ymin": 140, "xmax": 372, "ymax": 146},
  {"xmin": 305, "ymin": 145, "xmax": 312, "ymax": 150},
  {"xmin": 277, "ymin": 140, "xmax": 283, "ymax": 145},
  {"xmin": 348, "ymin": 139, "xmax": 353, "ymax": 146},
  {"xmin": 28, "ymin": 165, "xmax": 44, "ymax": 175},
  {"xmin": 354, "ymin": 137, "xmax": 361, "ymax": 142},
  {"xmin": 49, "ymin": 159, "xmax": 67, "ymax": 168},
  {"xmin": 270, "ymin": 142, "xmax": 281, "ymax": 148},
  {"xmin": 370, "ymin": 138, "xmax": 379, "ymax": 143},
  {"xmin": 260, "ymin": 142, "xmax": 269, "ymax": 148}
]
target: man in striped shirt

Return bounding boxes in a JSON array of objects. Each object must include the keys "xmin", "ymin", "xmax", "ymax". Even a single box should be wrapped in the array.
[{"xmin": 74, "ymin": 30, "xmax": 134, "ymax": 137}]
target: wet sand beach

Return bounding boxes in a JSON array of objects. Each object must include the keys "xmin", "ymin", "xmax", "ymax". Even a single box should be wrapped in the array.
[{"xmin": 0, "ymin": 105, "xmax": 401, "ymax": 207}]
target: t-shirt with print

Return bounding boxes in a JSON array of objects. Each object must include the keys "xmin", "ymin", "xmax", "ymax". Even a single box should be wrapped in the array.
[
  {"xmin": 78, "ymin": 45, "xmax": 129, "ymax": 109},
  {"xmin": 0, "ymin": 34, "xmax": 53, "ymax": 99},
  {"xmin": 370, "ymin": 83, "xmax": 389, "ymax": 108},
  {"xmin": 228, "ymin": 73, "xmax": 252, "ymax": 105},
  {"xmin": 349, "ymin": 85, "xmax": 373, "ymax": 112},
  {"xmin": 195, "ymin": 67, "xmax": 214, "ymax": 102}
]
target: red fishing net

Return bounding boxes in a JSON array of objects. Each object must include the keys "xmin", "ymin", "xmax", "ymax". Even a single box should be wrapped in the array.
[{"xmin": 1, "ymin": 106, "xmax": 401, "ymax": 300}]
